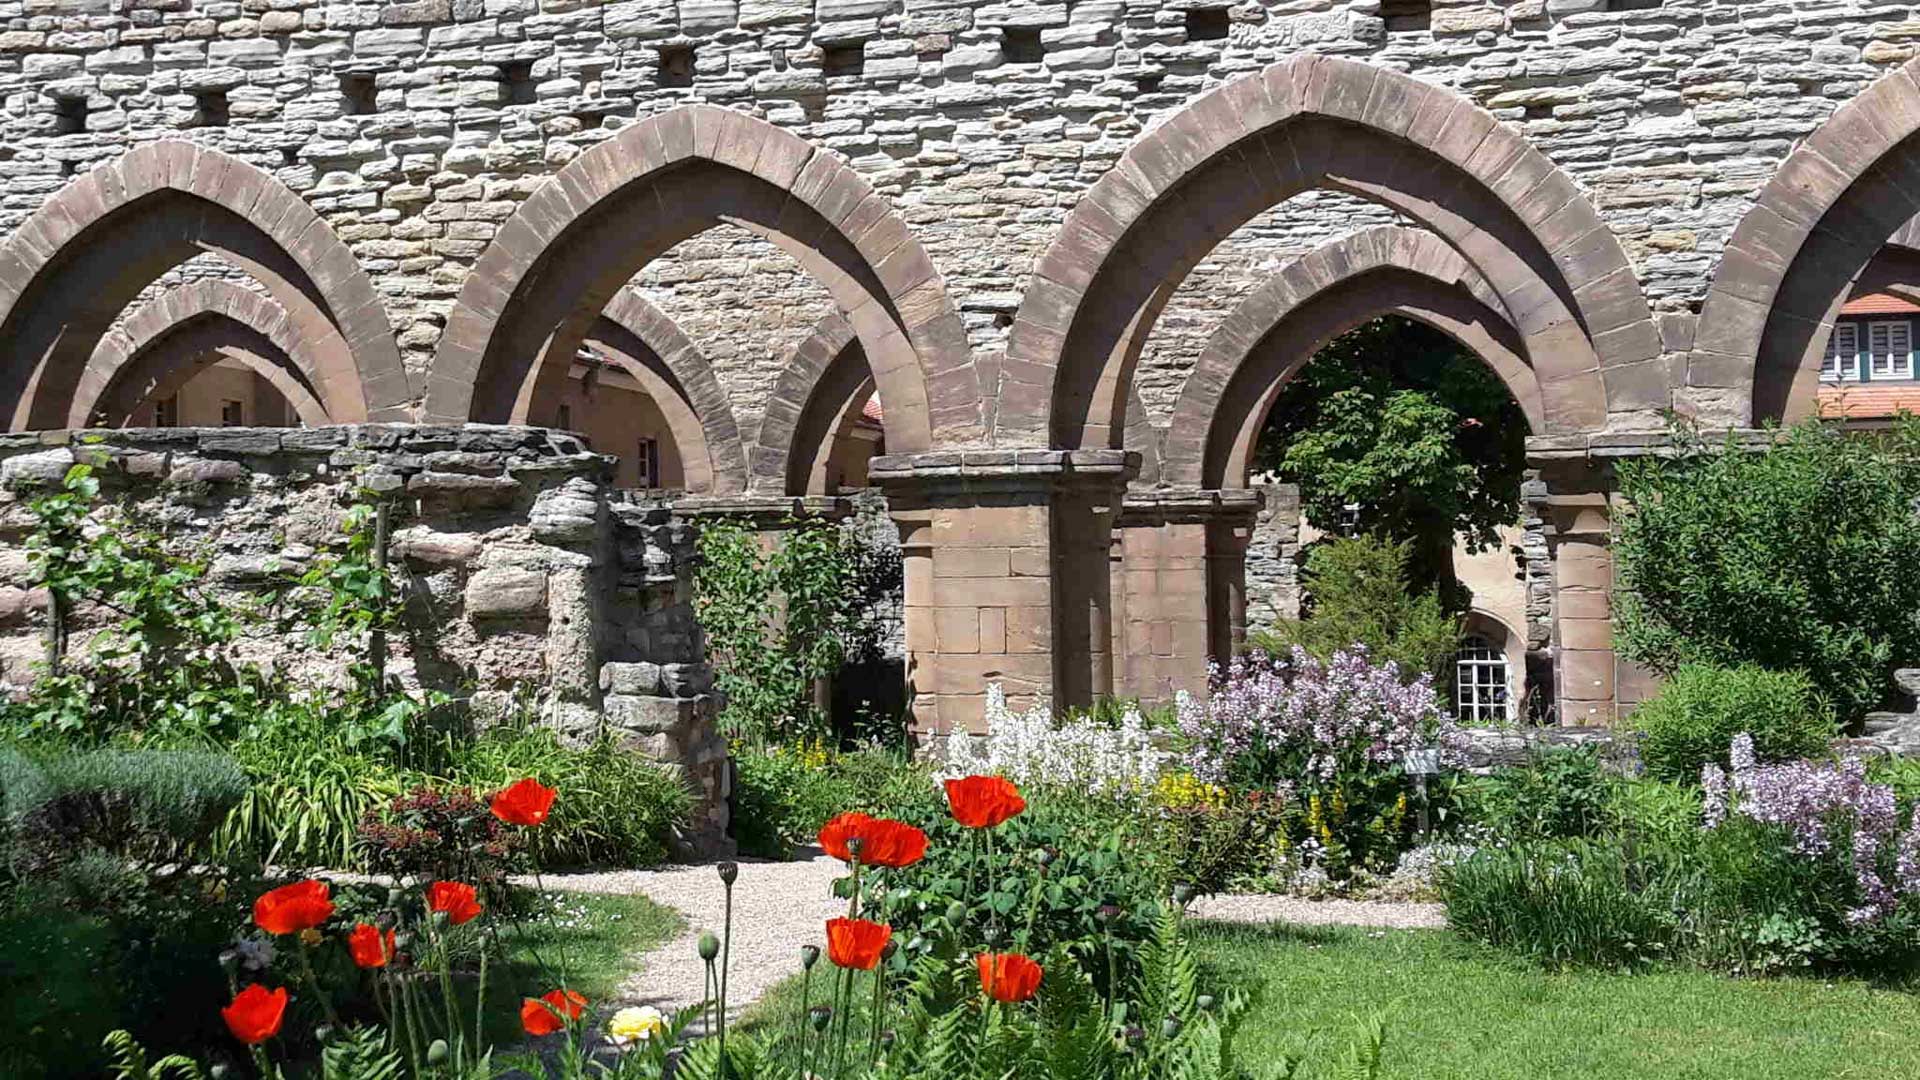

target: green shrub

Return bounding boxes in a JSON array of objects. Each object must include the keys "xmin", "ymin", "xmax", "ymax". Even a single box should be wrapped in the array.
[
  {"xmin": 218, "ymin": 724, "xmax": 404, "ymax": 868},
  {"xmin": 1626, "ymin": 664, "xmax": 1837, "ymax": 783},
  {"xmin": 14, "ymin": 750, "xmax": 248, "ymax": 874},
  {"xmin": 1251, "ymin": 536, "xmax": 1462, "ymax": 685},
  {"xmin": 1614, "ymin": 419, "xmax": 1920, "ymax": 724},
  {"xmin": 438, "ymin": 725, "xmax": 692, "ymax": 869},
  {"xmin": 732, "ymin": 744, "xmax": 933, "ymax": 859},
  {"xmin": 1442, "ymin": 839, "xmax": 1681, "ymax": 970},
  {"xmin": 1453, "ymin": 746, "xmax": 1618, "ymax": 842}
]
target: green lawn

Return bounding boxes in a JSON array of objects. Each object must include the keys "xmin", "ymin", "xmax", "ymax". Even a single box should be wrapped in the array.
[
  {"xmin": 1194, "ymin": 923, "xmax": 1920, "ymax": 1080},
  {"xmin": 480, "ymin": 889, "xmax": 682, "ymax": 1043}
]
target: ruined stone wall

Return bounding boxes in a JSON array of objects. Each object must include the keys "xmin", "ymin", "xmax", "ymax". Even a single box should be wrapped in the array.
[
  {"xmin": 2, "ymin": 0, "xmax": 1908, "ymax": 431},
  {"xmin": 0, "ymin": 425, "xmax": 728, "ymax": 848}
]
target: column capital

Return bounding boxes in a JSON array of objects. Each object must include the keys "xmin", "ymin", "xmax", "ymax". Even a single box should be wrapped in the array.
[
  {"xmin": 1119, "ymin": 486, "xmax": 1264, "ymax": 527},
  {"xmin": 870, "ymin": 449, "xmax": 1139, "ymax": 499},
  {"xmin": 671, "ymin": 493, "xmax": 854, "ymax": 525}
]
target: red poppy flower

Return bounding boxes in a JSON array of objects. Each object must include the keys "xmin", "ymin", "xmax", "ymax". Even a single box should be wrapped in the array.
[
  {"xmin": 491, "ymin": 777, "xmax": 558, "ymax": 827},
  {"xmin": 222, "ymin": 984, "xmax": 289, "ymax": 1045},
  {"xmin": 520, "ymin": 988, "xmax": 588, "ymax": 1036},
  {"xmin": 818, "ymin": 812, "xmax": 928, "ymax": 868},
  {"xmin": 426, "ymin": 880, "xmax": 483, "ymax": 925},
  {"xmin": 347, "ymin": 923, "xmax": 396, "ymax": 968},
  {"xmin": 253, "ymin": 879, "xmax": 334, "ymax": 936},
  {"xmin": 975, "ymin": 953, "xmax": 1044, "ymax": 1003},
  {"xmin": 944, "ymin": 775, "xmax": 1027, "ymax": 829},
  {"xmin": 825, "ymin": 917, "xmax": 891, "ymax": 971}
]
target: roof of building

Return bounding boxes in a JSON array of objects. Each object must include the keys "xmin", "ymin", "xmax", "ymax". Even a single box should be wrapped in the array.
[
  {"xmin": 1839, "ymin": 291, "xmax": 1920, "ymax": 317},
  {"xmin": 1818, "ymin": 382, "xmax": 1920, "ymax": 420}
]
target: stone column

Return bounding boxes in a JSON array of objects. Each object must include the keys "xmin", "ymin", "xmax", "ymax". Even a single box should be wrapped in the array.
[
  {"xmin": 1112, "ymin": 489, "xmax": 1263, "ymax": 704},
  {"xmin": 870, "ymin": 450, "xmax": 1135, "ymax": 736},
  {"xmin": 1245, "ymin": 482, "xmax": 1302, "ymax": 634}
]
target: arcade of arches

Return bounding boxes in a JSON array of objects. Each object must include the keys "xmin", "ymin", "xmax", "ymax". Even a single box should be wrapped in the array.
[{"xmin": 10, "ymin": 52, "xmax": 1920, "ymax": 737}]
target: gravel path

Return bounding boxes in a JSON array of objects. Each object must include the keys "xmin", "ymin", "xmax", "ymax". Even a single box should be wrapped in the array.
[
  {"xmin": 1188, "ymin": 894, "xmax": 1446, "ymax": 930},
  {"xmin": 538, "ymin": 856, "xmax": 846, "ymax": 1023},
  {"xmin": 532, "ymin": 861, "xmax": 1444, "ymax": 1025}
]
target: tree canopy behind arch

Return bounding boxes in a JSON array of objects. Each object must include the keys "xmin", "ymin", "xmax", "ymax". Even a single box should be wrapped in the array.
[{"xmin": 1253, "ymin": 316, "xmax": 1529, "ymax": 605}]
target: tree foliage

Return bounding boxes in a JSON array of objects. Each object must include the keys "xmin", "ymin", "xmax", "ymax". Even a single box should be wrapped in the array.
[
  {"xmin": 694, "ymin": 518, "xmax": 858, "ymax": 744},
  {"xmin": 1252, "ymin": 536, "xmax": 1462, "ymax": 684},
  {"xmin": 1613, "ymin": 419, "xmax": 1920, "ymax": 725},
  {"xmin": 1254, "ymin": 317, "xmax": 1528, "ymax": 599}
]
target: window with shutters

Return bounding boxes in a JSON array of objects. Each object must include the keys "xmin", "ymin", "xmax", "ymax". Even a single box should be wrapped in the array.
[
  {"xmin": 1869, "ymin": 320, "xmax": 1914, "ymax": 380},
  {"xmin": 1824, "ymin": 322, "xmax": 1861, "ymax": 381}
]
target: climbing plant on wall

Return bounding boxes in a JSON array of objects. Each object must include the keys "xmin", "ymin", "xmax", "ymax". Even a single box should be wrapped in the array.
[{"xmin": 694, "ymin": 518, "xmax": 858, "ymax": 745}]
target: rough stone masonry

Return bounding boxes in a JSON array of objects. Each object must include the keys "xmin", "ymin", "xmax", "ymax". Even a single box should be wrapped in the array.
[{"xmin": 1, "ymin": 0, "xmax": 1917, "ymax": 739}]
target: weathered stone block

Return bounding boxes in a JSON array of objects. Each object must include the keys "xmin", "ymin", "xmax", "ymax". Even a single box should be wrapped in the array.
[{"xmin": 465, "ymin": 566, "xmax": 548, "ymax": 618}]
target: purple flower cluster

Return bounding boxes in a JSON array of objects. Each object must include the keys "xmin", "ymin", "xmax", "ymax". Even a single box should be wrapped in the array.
[
  {"xmin": 1177, "ymin": 645, "xmax": 1460, "ymax": 790},
  {"xmin": 1703, "ymin": 733, "xmax": 1919, "ymax": 923}
]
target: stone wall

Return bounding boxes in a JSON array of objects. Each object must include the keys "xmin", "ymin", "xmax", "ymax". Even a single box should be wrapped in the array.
[
  {"xmin": 0, "ymin": 424, "xmax": 729, "ymax": 852},
  {"xmin": 2, "ymin": 0, "xmax": 1910, "ymax": 432}
]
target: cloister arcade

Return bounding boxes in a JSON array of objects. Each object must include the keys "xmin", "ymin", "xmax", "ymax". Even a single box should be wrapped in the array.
[{"xmin": 6, "ymin": 52, "xmax": 1918, "ymax": 734}]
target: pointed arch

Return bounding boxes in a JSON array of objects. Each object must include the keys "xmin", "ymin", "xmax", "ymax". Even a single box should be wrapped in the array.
[
  {"xmin": 0, "ymin": 141, "xmax": 409, "ymax": 429},
  {"xmin": 1164, "ymin": 226, "xmax": 1541, "ymax": 490},
  {"xmin": 749, "ymin": 310, "xmax": 873, "ymax": 495},
  {"xmin": 425, "ymin": 105, "xmax": 979, "ymax": 453},
  {"xmin": 1695, "ymin": 59, "xmax": 1920, "ymax": 424},
  {"xmin": 75, "ymin": 281, "xmax": 338, "ymax": 428},
  {"xmin": 586, "ymin": 290, "xmax": 748, "ymax": 495},
  {"xmin": 1004, "ymin": 55, "xmax": 1651, "ymax": 451}
]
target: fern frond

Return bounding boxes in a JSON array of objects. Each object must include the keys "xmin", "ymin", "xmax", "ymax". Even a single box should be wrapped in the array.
[{"xmin": 319, "ymin": 1025, "xmax": 404, "ymax": 1080}]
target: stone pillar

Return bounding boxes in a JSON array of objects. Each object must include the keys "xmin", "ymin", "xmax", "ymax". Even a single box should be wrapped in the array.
[
  {"xmin": 1112, "ymin": 489, "xmax": 1262, "ymax": 704},
  {"xmin": 870, "ymin": 450, "xmax": 1135, "ymax": 735},
  {"xmin": 1245, "ymin": 482, "xmax": 1302, "ymax": 635}
]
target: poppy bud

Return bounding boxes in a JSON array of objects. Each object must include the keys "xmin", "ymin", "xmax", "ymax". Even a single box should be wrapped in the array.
[
  {"xmin": 945, "ymin": 900, "xmax": 968, "ymax": 925},
  {"xmin": 698, "ymin": 931, "xmax": 721, "ymax": 961},
  {"xmin": 1172, "ymin": 883, "xmax": 1196, "ymax": 907},
  {"xmin": 846, "ymin": 836, "xmax": 865, "ymax": 860},
  {"xmin": 881, "ymin": 939, "xmax": 899, "ymax": 960},
  {"xmin": 218, "ymin": 949, "xmax": 240, "ymax": 976},
  {"xmin": 809, "ymin": 1005, "xmax": 833, "ymax": 1032},
  {"xmin": 427, "ymin": 1039, "xmax": 449, "ymax": 1065},
  {"xmin": 1196, "ymin": 994, "xmax": 1217, "ymax": 1012},
  {"xmin": 717, "ymin": 862, "xmax": 739, "ymax": 886},
  {"xmin": 801, "ymin": 944, "xmax": 821, "ymax": 970},
  {"xmin": 1162, "ymin": 1016, "xmax": 1183, "ymax": 1039},
  {"xmin": 387, "ymin": 887, "xmax": 406, "ymax": 908},
  {"xmin": 1035, "ymin": 847, "xmax": 1056, "ymax": 868}
]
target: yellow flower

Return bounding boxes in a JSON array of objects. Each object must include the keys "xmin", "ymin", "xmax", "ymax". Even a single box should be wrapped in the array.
[
  {"xmin": 607, "ymin": 1005, "xmax": 666, "ymax": 1047},
  {"xmin": 298, "ymin": 928, "xmax": 324, "ymax": 948}
]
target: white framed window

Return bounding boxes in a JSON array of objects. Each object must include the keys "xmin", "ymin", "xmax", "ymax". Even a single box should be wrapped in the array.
[
  {"xmin": 1824, "ymin": 322, "xmax": 1860, "ymax": 381},
  {"xmin": 1455, "ymin": 634, "xmax": 1512, "ymax": 724},
  {"xmin": 1869, "ymin": 320, "xmax": 1914, "ymax": 380},
  {"xmin": 635, "ymin": 437, "xmax": 659, "ymax": 489}
]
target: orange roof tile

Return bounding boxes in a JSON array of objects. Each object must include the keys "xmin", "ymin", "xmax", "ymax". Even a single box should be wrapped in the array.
[
  {"xmin": 1818, "ymin": 382, "xmax": 1920, "ymax": 420},
  {"xmin": 1840, "ymin": 292, "xmax": 1920, "ymax": 316}
]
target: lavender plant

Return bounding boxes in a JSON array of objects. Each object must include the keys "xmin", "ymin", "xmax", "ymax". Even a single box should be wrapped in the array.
[
  {"xmin": 1702, "ymin": 734, "xmax": 1920, "ymax": 925},
  {"xmin": 1176, "ymin": 646, "xmax": 1465, "ymax": 876}
]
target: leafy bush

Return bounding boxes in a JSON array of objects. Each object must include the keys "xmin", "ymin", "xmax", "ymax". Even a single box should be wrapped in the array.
[
  {"xmin": 1626, "ymin": 664, "xmax": 1836, "ymax": 783},
  {"xmin": 695, "ymin": 519, "xmax": 858, "ymax": 744},
  {"xmin": 439, "ymin": 725, "xmax": 692, "ymax": 869},
  {"xmin": 1251, "ymin": 536, "xmax": 1462, "ymax": 684},
  {"xmin": 733, "ymin": 743, "xmax": 933, "ymax": 859},
  {"xmin": 1452, "ymin": 746, "xmax": 1618, "ymax": 842},
  {"xmin": 1442, "ymin": 839, "xmax": 1681, "ymax": 970},
  {"xmin": 1614, "ymin": 419, "xmax": 1920, "ymax": 724}
]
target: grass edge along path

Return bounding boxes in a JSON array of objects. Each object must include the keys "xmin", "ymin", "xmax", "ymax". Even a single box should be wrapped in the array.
[{"xmin": 1193, "ymin": 923, "xmax": 1920, "ymax": 1080}]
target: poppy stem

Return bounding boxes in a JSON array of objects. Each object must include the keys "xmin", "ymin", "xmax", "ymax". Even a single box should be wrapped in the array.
[
  {"xmin": 718, "ymin": 878, "xmax": 733, "ymax": 1078},
  {"xmin": 294, "ymin": 940, "xmax": 341, "ymax": 1027},
  {"xmin": 867, "ymin": 957, "xmax": 886, "ymax": 1066}
]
